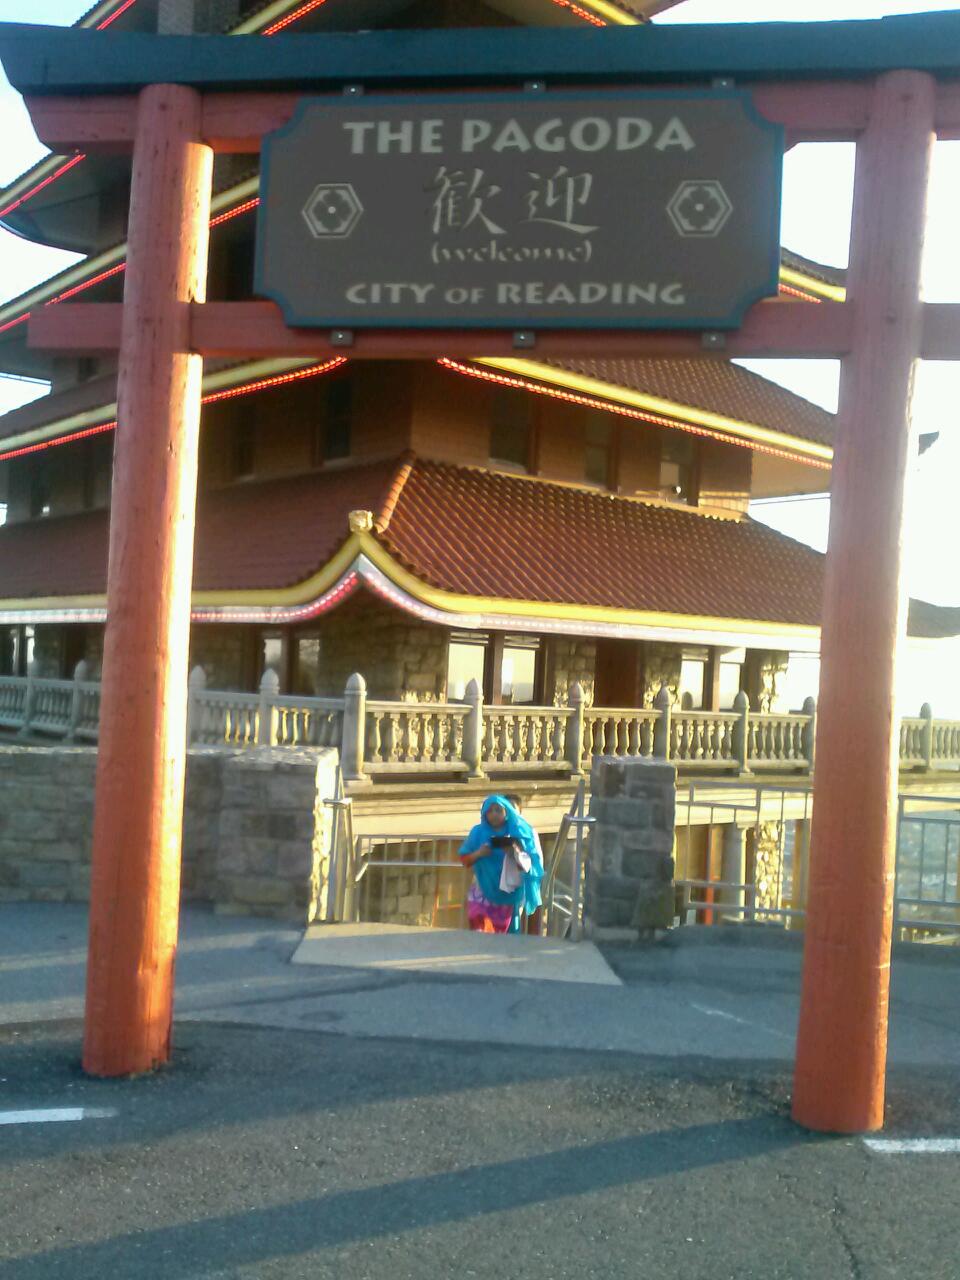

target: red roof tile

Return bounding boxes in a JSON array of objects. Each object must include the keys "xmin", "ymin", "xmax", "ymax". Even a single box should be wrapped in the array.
[
  {"xmin": 0, "ymin": 454, "xmax": 952, "ymax": 636},
  {"xmin": 380, "ymin": 457, "xmax": 826, "ymax": 625},
  {"xmin": 0, "ymin": 459, "xmax": 396, "ymax": 599},
  {"xmin": 539, "ymin": 356, "xmax": 836, "ymax": 447}
]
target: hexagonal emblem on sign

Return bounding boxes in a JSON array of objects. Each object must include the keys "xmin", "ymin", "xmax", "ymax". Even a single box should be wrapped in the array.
[
  {"xmin": 301, "ymin": 183, "xmax": 364, "ymax": 239},
  {"xmin": 666, "ymin": 180, "xmax": 733, "ymax": 238}
]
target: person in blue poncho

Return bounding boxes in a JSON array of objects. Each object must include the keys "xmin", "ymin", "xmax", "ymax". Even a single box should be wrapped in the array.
[{"xmin": 459, "ymin": 794, "xmax": 544, "ymax": 934}]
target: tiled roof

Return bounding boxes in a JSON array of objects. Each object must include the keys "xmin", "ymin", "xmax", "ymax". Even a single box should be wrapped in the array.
[
  {"xmin": 539, "ymin": 357, "xmax": 836, "ymax": 447},
  {"xmin": 0, "ymin": 454, "xmax": 954, "ymax": 636},
  {"xmin": 781, "ymin": 248, "xmax": 846, "ymax": 289},
  {"xmin": 0, "ymin": 459, "xmax": 396, "ymax": 599},
  {"xmin": 380, "ymin": 457, "xmax": 826, "ymax": 624}
]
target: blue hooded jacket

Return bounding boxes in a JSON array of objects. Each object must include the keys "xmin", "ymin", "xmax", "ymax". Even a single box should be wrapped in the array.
[{"xmin": 459, "ymin": 794, "xmax": 544, "ymax": 929}]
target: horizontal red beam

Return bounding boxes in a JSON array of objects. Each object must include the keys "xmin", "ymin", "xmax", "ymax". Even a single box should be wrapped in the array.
[
  {"xmin": 29, "ymin": 297, "xmax": 861, "ymax": 359},
  {"xmin": 27, "ymin": 81, "xmax": 960, "ymax": 153}
]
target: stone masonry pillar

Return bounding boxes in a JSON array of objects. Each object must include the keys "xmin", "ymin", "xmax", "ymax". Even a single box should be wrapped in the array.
[{"xmin": 586, "ymin": 756, "xmax": 677, "ymax": 941}]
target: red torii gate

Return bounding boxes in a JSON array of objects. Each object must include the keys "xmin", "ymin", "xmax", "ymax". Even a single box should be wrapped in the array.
[{"xmin": 3, "ymin": 14, "xmax": 960, "ymax": 1133}]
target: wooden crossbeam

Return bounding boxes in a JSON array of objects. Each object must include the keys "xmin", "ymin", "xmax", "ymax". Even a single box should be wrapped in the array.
[
  {"xmin": 28, "ymin": 298, "xmax": 960, "ymax": 360},
  {"xmin": 26, "ymin": 297, "xmax": 861, "ymax": 360}
]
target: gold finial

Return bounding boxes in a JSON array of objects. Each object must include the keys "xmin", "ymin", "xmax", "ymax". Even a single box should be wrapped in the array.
[{"xmin": 348, "ymin": 509, "xmax": 374, "ymax": 533}]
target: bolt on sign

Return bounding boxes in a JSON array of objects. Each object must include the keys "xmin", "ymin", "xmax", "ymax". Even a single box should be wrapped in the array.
[{"xmin": 255, "ymin": 92, "xmax": 783, "ymax": 330}]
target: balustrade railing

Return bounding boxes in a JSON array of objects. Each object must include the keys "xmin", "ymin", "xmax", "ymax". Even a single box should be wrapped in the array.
[
  {"xmin": 4, "ymin": 662, "xmax": 959, "ymax": 781},
  {"xmin": 670, "ymin": 709, "xmax": 739, "ymax": 768},
  {"xmin": 584, "ymin": 707, "xmax": 658, "ymax": 759},
  {"xmin": 482, "ymin": 704, "xmax": 571, "ymax": 769},
  {"xmin": 365, "ymin": 701, "xmax": 468, "ymax": 772}
]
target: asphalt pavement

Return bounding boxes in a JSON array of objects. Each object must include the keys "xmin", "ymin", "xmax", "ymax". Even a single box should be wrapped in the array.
[{"xmin": 2, "ymin": 905, "xmax": 959, "ymax": 1279}]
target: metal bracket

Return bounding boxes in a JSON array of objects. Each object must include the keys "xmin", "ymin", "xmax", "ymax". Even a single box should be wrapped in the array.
[
  {"xmin": 330, "ymin": 329, "xmax": 355, "ymax": 347},
  {"xmin": 701, "ymin": 331, "xmax": 727, "ymax": 351},
  {"xmin": 513, "ymin": 330, "xmax": 537, "ymax": 349}
]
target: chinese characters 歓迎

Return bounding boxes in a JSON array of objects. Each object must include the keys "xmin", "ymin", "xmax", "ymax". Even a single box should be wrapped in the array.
[{"xmin": 427, "ymin": 165, "xmax": 598, "ymax": 238}]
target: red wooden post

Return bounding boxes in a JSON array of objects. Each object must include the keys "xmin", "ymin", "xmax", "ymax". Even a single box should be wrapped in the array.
[
  {"xmin": 792, "ymin": 71, "xmax": 935, "ymax": 1133},
  {"xmin": 83, "ymin": 84, "xmax": 212, "ymax": 1077}
]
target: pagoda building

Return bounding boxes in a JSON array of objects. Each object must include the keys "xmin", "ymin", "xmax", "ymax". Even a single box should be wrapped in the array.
[{"xmin": 0, "ymin": 0, "xmax": 956, "ymax": 717}]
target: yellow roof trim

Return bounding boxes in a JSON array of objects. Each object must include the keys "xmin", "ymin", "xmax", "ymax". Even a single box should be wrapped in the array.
[
  {"xmin": 0, "ymin": 528, "xmax": 820, "ymax": 641},
  {"xmin": 79, "ymin": 0, "xmax": 129, "ymax": 27},
  {"xmin": 572, "ymin": 0, "xmax": 639, "ymax": 24},
  {"xmin": 477, "ymin": 357, "xmax": 834, "ymax": 463},
  {"xmin": 0, "ymin": 357, "xmax": 314, "ymax": 457},
  {"xmin": 780, "ymin": 266, "xmax": 846, "ymax": 303}
]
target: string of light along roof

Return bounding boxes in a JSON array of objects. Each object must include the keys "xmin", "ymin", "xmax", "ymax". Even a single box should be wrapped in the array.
[
  {"xmin": 0, "ymin": 358, "xmax": 346, "ymax": 465},
  {"xmin": 0, "ymin": 197, "xmax": 260, "ymax": 337},
  {"xmin": 437, "ymin": 358, "xmax": 832, "ymax": 470},
  {"xmin": 0, "ymin": 0, "xmax": 607, "ymax": 221}
]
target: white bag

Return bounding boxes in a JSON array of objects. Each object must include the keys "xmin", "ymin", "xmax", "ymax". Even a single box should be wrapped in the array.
[{"xmin": 499, "ymin": 845, "xmax": 527, "ymax": 893}]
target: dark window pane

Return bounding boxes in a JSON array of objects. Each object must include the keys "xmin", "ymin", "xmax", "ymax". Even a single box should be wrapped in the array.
[
  {"xmin": 233, "ymin": 416, "xmax": 256, "ymax": 479},
  {"xmin": 490, "ymin": 388, "xmax": 531, "ymax": 469},
  {"xmin": 585, "ymin": 445, "xmax": 609, "ymax": 486},
  {"xmin": 660, "ymin": 430, "xmax": 695, "ymax": 501},
  {"xmin": 314, "ymin": 377, "xmax": 352, "ymax": 464},
  {"xmin": 295, "ymin": 636, "xmax": 322, "ymax": 695},
  {"xmin": 29, "ymin": 464, "xmax": 51, "ymax": 519},
  {"xmin": 83, "ymin": 435, "xmax": 113, "ymax": 510}
]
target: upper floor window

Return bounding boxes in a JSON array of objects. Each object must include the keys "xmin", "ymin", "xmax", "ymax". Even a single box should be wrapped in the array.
[
  {"xmin": 584, "ymin": 412, "xmax": 615, "ymax": 487},
  {"xmin": 659, "ymin": 431, "xmax": 696, "ymax": 504},
  {"xmin": 313, "ymin": 376, "xmax": 352, "ymax": 466},
  {"xmin": 29, "ymin": 462, "xmax": 51, "ymax": 519},
  {"xmin": 232, "ymin": 412, "xmax": 257, "ymax": 480},
  {"xmin": 489, "ymin": 387, "xmax": 532, "ymax": 471},
  {"xmin": 83, "ymin": 435, "xmax": 113, "ymax": 510}
]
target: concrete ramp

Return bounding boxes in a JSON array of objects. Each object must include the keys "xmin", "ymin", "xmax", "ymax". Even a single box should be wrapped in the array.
[{"xmin": 293, "ymin": 923, "xmax": 622, "ymax": 987}]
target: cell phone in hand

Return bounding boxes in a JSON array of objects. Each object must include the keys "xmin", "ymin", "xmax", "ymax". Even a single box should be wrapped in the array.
[{"xmin": 490, "ymin": 835, "xmax": 512, "ymax": 849}]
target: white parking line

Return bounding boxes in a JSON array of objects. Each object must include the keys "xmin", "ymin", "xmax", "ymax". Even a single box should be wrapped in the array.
[
  {"xmin": 690, "ymin": 1001, "xmax": 794, "ymax": 1042},
  {"xmin": 865, "ymin": 1138, "xmax": 960, "ymax": 1154},
  {"xmin": 0, "ymin": 1107, "xmax": 117, "ymax": 1126}
]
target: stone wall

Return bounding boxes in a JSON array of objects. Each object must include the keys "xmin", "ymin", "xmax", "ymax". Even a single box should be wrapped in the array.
[
  {"xmin": 190, "ymin": 625, "xmax": 249, "ymax": 692},
  {"xmin": 641, "ymin": 643, "xmax": 683, "ymax": 708},
  {"xmin": 0, "ymin": 744, "xmax": 338, "ymax": 923},
  {"xmin": 548, "ymin": 638, "xmax": 596, "ymax": 706},
  {"xmin": 586, "ymin": 755, "xmax": 677, "ymax": 940},
  {"xmin": 315, "ymin": 596, "xmax": 448, "ymax": 701},
  {"xmin": 215, "ymin": 747, "xmax": 338, "ymax": 921}
]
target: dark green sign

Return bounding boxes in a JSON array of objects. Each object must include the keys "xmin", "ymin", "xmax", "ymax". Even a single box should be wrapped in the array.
[{"xmin": 255, "ymin": 91, "xmax": 783, "ymax": 331}]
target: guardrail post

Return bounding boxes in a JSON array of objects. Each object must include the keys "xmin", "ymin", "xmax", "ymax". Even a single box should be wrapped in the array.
[
  {"xmin": 463, "ymin": 677, "xmax": 485, "ymax": 778},
  {"xmin": 801, "ymin": 695, "xmax": 817, "ymax": 774},
  {"xmin": 257, "ymin": 667, "xmax": 279, "ymax": 746},
  {"xmin": 341, "ymin": 672, "xmax": 367, "ymax": 782},
  {"xmin": 16, "ymin": 661, "xmax": 37, "ymax": 739},
  {"xmin": 920, "ymin": 701, "xmax": 934, "ymax": 771},
  {"xmin": 652, "ymin": 684, "xmax": 672, "ymax": 759},
  {"xmin": 65, "ymin": 659, "xmax": 90, "ymax": 742},
  {"xmin": 732, "ymin": 690, "xmax": 751, "ymax": 774},
  {"xmin": 185, "ymin": 664, "xmax": 207, "ymax": 746},
  {"xmin": 566, "ymin": 681, "xmax": 585, "ymax": 776}
]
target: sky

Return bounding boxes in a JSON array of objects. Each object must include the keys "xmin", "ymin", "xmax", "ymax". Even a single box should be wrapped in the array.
[{"xmin": 0, "ymin": 0, "xmax": 959, "ymax": 709}]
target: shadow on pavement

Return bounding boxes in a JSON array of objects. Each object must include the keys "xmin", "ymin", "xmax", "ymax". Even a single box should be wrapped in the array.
[{"xmin": 0, "ymin": 1114, "xmax": 803, "ymax": 1280}]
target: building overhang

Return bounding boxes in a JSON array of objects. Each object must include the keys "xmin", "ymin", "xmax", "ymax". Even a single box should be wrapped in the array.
[{"xmin": 0, "ymin": 527, "xmax": 824, "ymax": 651}]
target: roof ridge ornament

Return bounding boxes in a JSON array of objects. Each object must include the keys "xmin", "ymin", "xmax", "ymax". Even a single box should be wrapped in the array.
[{"xmin": 348, "ymin": 509, "xmax": 374, "ymax": 533}]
